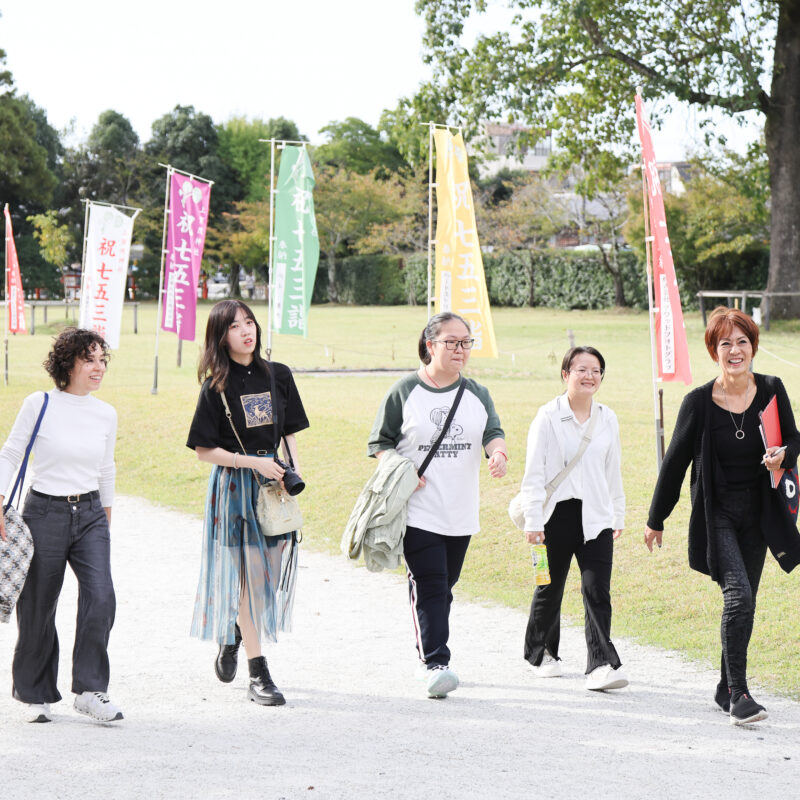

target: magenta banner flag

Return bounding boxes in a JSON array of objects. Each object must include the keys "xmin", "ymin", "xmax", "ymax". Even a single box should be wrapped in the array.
[{"xmin": 161, "ymin": 172, "xmax": 211, "ymax": 341}]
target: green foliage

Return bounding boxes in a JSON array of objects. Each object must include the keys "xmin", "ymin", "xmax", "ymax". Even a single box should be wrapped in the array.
[
  {"xmin": 316, "ymin": 117, "xmax": 405, "ymax": 176},
  {"xmin": 27, "ymin": 210, "xmax": 72, "ymax": 268}
]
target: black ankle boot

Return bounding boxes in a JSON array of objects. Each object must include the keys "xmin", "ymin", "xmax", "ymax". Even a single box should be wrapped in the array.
[
  {"xmin": 714, "ymin": 681, "xmax": 731, "ymax": 713},
  {"xmin": 247, "ymin": 656, "xmax": 285, "ymax": 706},
  {"xmin": 214, "ymin": 624, "xmax": 242, "ymax": 683}
]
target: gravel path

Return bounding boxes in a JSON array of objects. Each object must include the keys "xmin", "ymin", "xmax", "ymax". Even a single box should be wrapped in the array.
[{"xmin": 2, "ymin": 496, "xmax": 799, "ymax": 799}]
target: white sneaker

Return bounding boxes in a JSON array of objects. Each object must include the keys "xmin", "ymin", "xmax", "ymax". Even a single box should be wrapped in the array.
[
  {"xmin": 74, "ymin": 691, "xmax": 124, "ymax": 722},
  {"xmin": 27, "ymin": 703, "xmax": 52, "ymax": 723},
  {"xmin": 528, "ymin": 652, "xmax": 563, "ymax": 678},
  {"xmin": 426, "ymin": 665, "xmax": 459, "ymax": 698},
  {"xmin": 585, "ymin": 664, "xmax": 629, "ymax": 691}
]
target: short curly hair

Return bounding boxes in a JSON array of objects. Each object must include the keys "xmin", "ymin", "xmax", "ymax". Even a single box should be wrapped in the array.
[{"xmin": 44, "ymin": 328, "xmax": 110, "ymax": 390}]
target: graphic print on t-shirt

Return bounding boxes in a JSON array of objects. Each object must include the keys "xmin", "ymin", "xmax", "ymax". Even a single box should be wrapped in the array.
[
  {"xmin": 240, "ymin": 392, "xmax": 273, "ymax": 427},
  {"xmin": 418, "ymin": 405, "xmax": 470, "ymax": 459}
]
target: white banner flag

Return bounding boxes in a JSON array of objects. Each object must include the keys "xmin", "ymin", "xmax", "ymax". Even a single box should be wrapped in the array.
[{"xmin": 80, "ymin": 204, "xmax": 136, "ymax": 349}]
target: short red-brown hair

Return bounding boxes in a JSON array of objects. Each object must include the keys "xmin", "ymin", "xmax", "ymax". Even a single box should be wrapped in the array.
[{"xmin": 704, "ymin": 306, "xmax": 759, "ymax": 361}]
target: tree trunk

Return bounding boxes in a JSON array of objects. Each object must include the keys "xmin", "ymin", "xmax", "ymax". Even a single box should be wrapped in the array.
[
  {"xmin": 327, "ymin": 251, "xmax": 338, "ymax": 303},
  {"xmin": 229, "ymin": 264, "xmax": 242, "ymax": 298},
  {"xmin": 597, "ymin": 242, "xmax": 626, "ymax": 307},
  {"xmin": 765, "ymin": 0, "xmax": 800, "ymax": 319},
  {"xmin": 527, "ymin": 250, "xmax": 536, "ymax": 307}
]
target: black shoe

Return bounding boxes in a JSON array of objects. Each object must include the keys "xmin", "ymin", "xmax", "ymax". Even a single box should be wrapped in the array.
[
  {"xmin": 729, "ymin": 693, "xmax": 768, "ymax": 726},
  {"xmin": 714, "ymin": 681, "xmax": 731, "ymax": 712},
  {"xmin": 214, "ymin": 624, "xmax": 242, "ymax": 683},
  {"xmin": 247, "ymin": 656, "xmax": 286, "ymax": 706}
]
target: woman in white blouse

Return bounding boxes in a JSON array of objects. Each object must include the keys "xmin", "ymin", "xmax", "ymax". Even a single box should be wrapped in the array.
[
  {"xmin": 516, "ymin": 346, "xmax": 627, "ymax": 691},
  {"xmin": 0, "ymin": 328, "xmax": 121, "ymax": 724}
]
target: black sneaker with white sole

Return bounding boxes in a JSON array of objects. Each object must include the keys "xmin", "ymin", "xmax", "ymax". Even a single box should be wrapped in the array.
[{"xmin": 729, "ymin": 693, "xmax": 767, "ymax": 725}]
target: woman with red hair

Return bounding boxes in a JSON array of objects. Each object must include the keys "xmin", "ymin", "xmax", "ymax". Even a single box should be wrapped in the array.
[{"xmin": 645, "ymin": 306, "xmax": 800, "ymax": 725}]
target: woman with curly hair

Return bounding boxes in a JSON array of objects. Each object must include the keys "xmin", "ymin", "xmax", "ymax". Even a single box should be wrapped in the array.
[{"xmin": 0, "ymin": 328, "xmax": 121, "ymax": 724}]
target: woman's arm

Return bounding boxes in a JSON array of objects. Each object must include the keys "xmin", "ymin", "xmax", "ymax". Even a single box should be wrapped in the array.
[
  {"xmin": 605, "ymin": 411, "xmax": 625, "ymax": 540},
  {"xmin": 485, "ymin": 437, "xmax": 508, "ymax": 478},
  {"xmin": 195, "ymin": 447, "xmax": 285, "ymax": 482},
  {"xmin": 519, "ymin": 410, "xmax": 550, "ymax": 537}
]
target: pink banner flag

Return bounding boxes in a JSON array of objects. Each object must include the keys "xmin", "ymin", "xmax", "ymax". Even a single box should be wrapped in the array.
[
  {"xmin": 161, "ymin": 172, "xmax": 211, "ymax": 341},
  {"xmin": 4, "ymin": 205, "xmax": 27, "ymax": 334},
  {"xmin": 635, "ymin": 94, "xmax": 692, "ymax": 385}
]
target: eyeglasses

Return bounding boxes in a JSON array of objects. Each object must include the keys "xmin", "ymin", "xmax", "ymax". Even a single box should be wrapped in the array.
[
  {"xmin": 431, "ymin": 338, "xmax": 476, "ymax": 351},
  {"xmin": 569, "ymin": 367, "xmax": 604, "ymax": 377}
]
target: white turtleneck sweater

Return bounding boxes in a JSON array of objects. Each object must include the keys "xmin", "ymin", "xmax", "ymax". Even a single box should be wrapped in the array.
[{"xmin": 0, "ymin": 389, "xmax": 117, "ymax": 507}]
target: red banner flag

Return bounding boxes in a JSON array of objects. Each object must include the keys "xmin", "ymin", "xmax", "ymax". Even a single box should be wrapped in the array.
[
  {"xmin": 635, "ymin": 94, "xmax": 691, "ymax": 384},
  {"xmin": 4, "ymin": 204, "xmax": 27, "ymax": 334}
]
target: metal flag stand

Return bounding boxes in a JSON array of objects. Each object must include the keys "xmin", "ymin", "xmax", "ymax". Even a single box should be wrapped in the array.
[
  {"xmin": 151, "ymin": 164, "xmax": 214, "ymax": 395},
  {"xmin": 419, "ymin": 121, "xmax": 463, "ymax": 319}
]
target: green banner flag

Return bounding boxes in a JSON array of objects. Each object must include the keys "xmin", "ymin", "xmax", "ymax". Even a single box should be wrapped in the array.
[{"xmin": 272, "ymin": 146, "xmax": 319, "ymax": 336}]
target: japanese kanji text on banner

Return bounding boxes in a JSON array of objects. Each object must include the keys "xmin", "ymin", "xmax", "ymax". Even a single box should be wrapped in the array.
[
  {"xmin": 433, "ymin": 130, "xmax": 497, "ymax": 358},
  {"xmin": 635, "ymin": 95, "xmax": 692, "ymax": 385},
  {"xmin": 4, "ymin": 205, "xmax": 27, "ymax": 334},
  {"xmin": 272, "ymin": 146, "xmax": 319, "ymax": 336},
  {"xmin": 161, "ymin": 173, "xmax": 211, "ymax": 341},
  {"xmin": 79, "ymin": 204, "xmax": 135, "ymax": 349}
]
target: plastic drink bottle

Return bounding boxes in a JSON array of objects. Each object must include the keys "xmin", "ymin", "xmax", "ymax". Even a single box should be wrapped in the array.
[{"xmin": 531, "ymin": 543, "xmax": 551, "ymax": 585}]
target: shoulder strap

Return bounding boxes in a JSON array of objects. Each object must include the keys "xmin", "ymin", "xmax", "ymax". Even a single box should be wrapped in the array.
[
  {"xmin": 417, "ymin": 379, "xmax": 467, "ymax": 479},
  {"xmin": 4, "ymin": 392, "xmax": 49, "ymax": 511},
  {"xmin": 544, "ymin": 405, "xmax": 600, "ymax": 503},
  {"xmin": 266, "ymin": 362, "xmax": 296, "ymax": 470}
]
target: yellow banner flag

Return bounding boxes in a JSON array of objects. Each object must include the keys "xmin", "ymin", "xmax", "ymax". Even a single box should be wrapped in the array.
[{"xmin": 433, "ymin": 129, "xmax": 497, "ymax": 358}]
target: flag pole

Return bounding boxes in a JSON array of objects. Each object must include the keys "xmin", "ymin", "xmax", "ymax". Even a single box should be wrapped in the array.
[
  {"xmin": 151, "ymin": 165, "xmax": 172, "ymax": 395},
  {"xmin": 425, "ymin": 121, "xmax": 434, "ymax": 318},
  {"xmin": 267, "ymin": 138, "xmax": 276, "ymax": 360},
  {"xmin": 638, "ymin": 92, "xmax": 665, "ymax": 470},
  {"xmin": 78, "ymin": 200, "xmax": 92, "ymax": 329},
  {"xmin": 4, "ymin": 204, "xmax": 9, "ymax": 386}
]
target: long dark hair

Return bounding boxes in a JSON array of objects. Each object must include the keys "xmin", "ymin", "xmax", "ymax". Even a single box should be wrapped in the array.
[
  {"xmin": 417, "ymin": 312, "xmax": 471, "ymax": 365},
  {"xmin": 198, "ymin": 300, "xmax": 268, "ymax": 391}
]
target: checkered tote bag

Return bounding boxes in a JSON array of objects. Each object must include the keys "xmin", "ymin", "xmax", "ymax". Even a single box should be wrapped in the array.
[{"xmin": 1, "ymin": 393, "xmax": 48, "ymax": 623}]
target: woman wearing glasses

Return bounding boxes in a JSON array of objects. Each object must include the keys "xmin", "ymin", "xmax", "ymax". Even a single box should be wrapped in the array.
[
  {"xmin": 516, "ymin": 346, "xmax": 627, "ymax": 691},
  {"xmin": 368, "ymin": 312, "xmax": 507, "ymax": 698}
]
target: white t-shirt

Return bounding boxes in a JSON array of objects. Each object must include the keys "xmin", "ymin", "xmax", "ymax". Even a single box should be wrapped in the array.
[
  {"xmin": 368, "ymin": 374, "xmax": 504, "ymax": 536},
  {"xmin": 0, "ymin": 389, "xmax": 117, "ymax": 506}
]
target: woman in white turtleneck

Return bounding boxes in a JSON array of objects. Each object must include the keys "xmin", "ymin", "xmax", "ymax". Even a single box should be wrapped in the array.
[{"xmin": 0, "ymin": 328, "xmax": 122, "ymax": 725}]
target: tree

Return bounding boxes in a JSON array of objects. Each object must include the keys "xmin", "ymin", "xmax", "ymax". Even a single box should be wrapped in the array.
[
  {"xmin": 27, "ymin": 210, "xmax": 72, "ymax": 269},
  {"xmin": 313, "ymin": 168, "xmax": 404, "ymax": 301},
  {"xmin": 316, "ymin": 117, "xmax": 406, "ymax": 176},
  {"xmin": 218, "ymin": 116, "xmax": 303, "ymax": 203},
  {"xmin": 417, "ymin": 0, "xmax": 800, "ymax": 316}
]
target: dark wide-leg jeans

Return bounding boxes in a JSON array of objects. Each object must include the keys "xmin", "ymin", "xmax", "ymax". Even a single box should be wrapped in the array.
[
  {"xmin": 12, "ymin": 491, "xmax": 116, "ymax": 705},
  {"xmin": 524, "ymin": 499, "xmax": 621, "ymax": 674}
]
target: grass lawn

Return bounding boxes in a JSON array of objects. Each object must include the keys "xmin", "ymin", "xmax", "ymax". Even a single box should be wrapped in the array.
[{"xmin": 3, "ymin": 301, "xmax": 800, "ymax": 698}]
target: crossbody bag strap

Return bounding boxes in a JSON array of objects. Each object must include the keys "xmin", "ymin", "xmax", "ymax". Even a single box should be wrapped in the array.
[
  {"xmin": 417, "ymin": 379, "xmax": 467, "ymax": 479},
  {"xmin": 266, "ymin": 362, "xmax": 296, "ymax": 470},
  {"xmin": 4, "ymin": 391, "xmax": 49, "ymax": 512},
  {"xmin": 219, "ymin": 390, "xmax": 265, "ymax": 487},
  {"xmin": 544, "ymin": 406, "xmax": 600, "ymax": 503}
]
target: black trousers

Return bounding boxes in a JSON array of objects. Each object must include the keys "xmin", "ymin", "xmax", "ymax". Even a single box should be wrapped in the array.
[
  {"xmin": 12, "ymin": 492, "xmax": 116, "ymax": 704},
  {"xmin": 713, "ymin": 489, "xmax": 767, "ymax": 697},
  {"xmin": 403, "ymin": 526, "xmax": 471, "ymax": 667},
  {"xmin": 524, "ymin": 499, "xmax": 621, "ymax": 674}
]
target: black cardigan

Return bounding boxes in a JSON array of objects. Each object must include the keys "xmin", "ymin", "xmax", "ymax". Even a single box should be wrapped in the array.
[{"xmin": 647, "ymin": 373, "xmax": 800, "ymax": 580}]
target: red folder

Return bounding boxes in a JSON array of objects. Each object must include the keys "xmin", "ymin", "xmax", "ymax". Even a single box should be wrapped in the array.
[{"xmin": 758, "ymin": 395, "xmax": 784, "ymax": 489}]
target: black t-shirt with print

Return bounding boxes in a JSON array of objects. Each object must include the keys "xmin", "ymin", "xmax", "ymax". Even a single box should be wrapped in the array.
[{"xmin": 186, "ymin": 360, "xmax": 309, "ymax": 453}]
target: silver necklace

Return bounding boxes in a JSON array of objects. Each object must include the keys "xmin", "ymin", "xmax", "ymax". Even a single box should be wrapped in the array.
[{"xmin": 721, "ymin": 382, "xmax": 748, "ymax": 440}]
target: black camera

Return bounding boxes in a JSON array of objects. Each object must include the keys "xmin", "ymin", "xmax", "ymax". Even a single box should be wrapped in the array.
[{"xmin": 275, "ymin": 457, "xmax": 305, "ymax": 496}]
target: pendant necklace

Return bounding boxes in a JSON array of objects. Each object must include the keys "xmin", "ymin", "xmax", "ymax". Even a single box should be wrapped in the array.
[{"xmin": 721, "ymin": 381, "xmax": 748, "ymax": 440}]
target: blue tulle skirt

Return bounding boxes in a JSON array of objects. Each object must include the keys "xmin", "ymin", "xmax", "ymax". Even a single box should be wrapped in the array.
[{"xmin": 190, "ymin": 464, "xmax": 299, "ymax": 645}]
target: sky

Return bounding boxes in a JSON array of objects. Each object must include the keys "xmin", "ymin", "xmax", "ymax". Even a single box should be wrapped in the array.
[{"xmin": 1, "ymin": 0, "xmax": 761, "ymax": 161}]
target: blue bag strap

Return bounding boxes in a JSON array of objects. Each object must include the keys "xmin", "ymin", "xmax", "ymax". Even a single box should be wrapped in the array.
[{"xmin": 4, "ymin": 392, "xmax": 49, "ymax": 511}]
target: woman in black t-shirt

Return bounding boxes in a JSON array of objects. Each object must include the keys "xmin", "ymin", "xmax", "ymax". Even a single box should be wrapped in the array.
[{"xmin": 187, "ymin": 300, "xmax": 309, "ymax": 706}]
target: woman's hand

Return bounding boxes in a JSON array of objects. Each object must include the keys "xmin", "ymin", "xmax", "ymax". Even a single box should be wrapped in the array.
[
  {"xmin": 414, "ymin": 474, "xmax": 427, "ymax": 492},
  {"xmin": 613, "ymin": 529, "xmax": 623, "ymax": 540},
  {"xmin": 763, "ymin": 446, "xmax": 786, "ymax": 472},
  {"xmin": 644, "ymin": 525, "xmax": 663, "ymax": 551},
  {"xmin": 487, "ymin": 450, "xmax": 508, "ymax": 478},
  {"xmin": 525, "ymin": 530, "xmax": 545, "ymax": 545},
  {"xmin": 252, "ymin": 457, "xmax": 286, "ymax": 483}
]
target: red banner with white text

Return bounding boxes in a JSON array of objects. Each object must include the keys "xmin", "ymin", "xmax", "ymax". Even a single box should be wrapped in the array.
[
  {"xmin": 635, "ymin": 94, "xmax": 691, "ymax": 385},
  {"xmin": 4, "ymin": 204, "xmax": 27, "ymax": 334}
]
